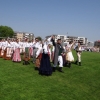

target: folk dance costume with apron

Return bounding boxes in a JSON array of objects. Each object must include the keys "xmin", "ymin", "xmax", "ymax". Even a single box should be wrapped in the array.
[
  {"xmin": 19, "ymin": 41, "xmax": 25, "ymax": 54},
  {"xmin": 4, "ymin": 42, "xmax": 13, "ymax": 60},
  {"xmin": 51, "ymin": 46, "xmax": 55, "ymax": 62},
  {"xmin": 12, "ymin": 42, "xmax": 21, "ymax": 62},
  {"xmin": 22, "ymin": 42, "xmax": 26, "ymax": 54},
  {"xmin": 10, "ymin": 41, "xmax": 15, "ymax": 58},
  {"xmin": 65, "ymin": 44, "xmax": 74, "ymax": 67},
  {"xmin": 0, "ymin": 41, "xmax": 7, "ymax": 58},
  {"xmin": 62, "ymin": 46, "xmax": 66, "ymax": 66},
  {"xmin": 75, "ymin": 45, "xmax": 82, "ymax": 66},
  {"xmin": 29, "ymin": 42, "xmax": 33, "ymax": 57},
  {"xmin": 39, "ymin": 42, "xmax": 52, "ymax": 76},
  {"xmin": 43, "ymin": 37, "xmax": 53, "ymax": 62},
  {"xmin": 34, "ymin": 43, "xmax": 42, "ymax": 70},
  {"xmin": 33, "ymin": 41, "xmax": 40, "ymax": 64},
  {"xmin": 23, "ymin": 42, "xmax": 30, "ymax": 65},
  {"xmin": 0, "ymin": 42, "xmax": 2, "ymax": 57},
  {"xmin": 48, "ymin": 46, "xmax": 52, "ymax": 62}
]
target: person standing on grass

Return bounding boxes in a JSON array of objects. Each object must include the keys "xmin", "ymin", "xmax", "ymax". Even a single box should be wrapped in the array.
[
  {"xmin": 75, "ymin": 42, "xmax": 82, "ymax": 66},
  {"xmin": 39, "ymin": 42, "xmax": 52, "ymax": 76},
  {"xmin": 51, "ymin": 36, "xmax": 64, "ymax": 73},
  {"xmin": 4, "ymin": 39, "xmax": 13, "ymax": 60},
  {"xmin": 23, "ymin": 39, "xmax": 30, "ymax": 65},
  {"xmin": 0, "ymin": 40, "xmax": 2, "ymax": 57},
  {"xmin": 65, "ymin": 41, "xmax": 75, "ymax": 68},
  {"xmin": 32, "ymin": 38, "xmax": 40, "ymax": 64},
  {"xmin": 0, "ymin": 39, "xmax": 7, "ymax": 58},
  {"xmin": 12, "ymin": 39, "xmax": 21, "ymax": 62},
  {"xmin": 34, "ymin": 42, "xmax": 43, "ymax": 70}
]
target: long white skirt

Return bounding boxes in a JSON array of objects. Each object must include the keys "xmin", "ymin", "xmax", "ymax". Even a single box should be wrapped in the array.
[
  {"xmin": 66, "ymin": 51, "xmax": 74, "ymax": 62},
  {"xmin": 6, "ymin": 47, "xmax": 12, "ymax": 57}
]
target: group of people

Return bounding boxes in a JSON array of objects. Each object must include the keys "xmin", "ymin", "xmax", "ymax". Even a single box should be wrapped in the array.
[{"xmin": 0, "ymin": 36, "xmax": 83, "ymax": 76}]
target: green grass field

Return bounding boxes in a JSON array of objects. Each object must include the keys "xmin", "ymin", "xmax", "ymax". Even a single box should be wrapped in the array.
[{"xmin": 0, "ymin": 51, "xmax": 100, "ymax": 100}]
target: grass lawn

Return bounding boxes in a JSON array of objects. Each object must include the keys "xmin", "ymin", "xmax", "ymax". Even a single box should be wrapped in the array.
[{"xmin": 0, "ymin": 51, "xmax": 100, "ymax": 100}]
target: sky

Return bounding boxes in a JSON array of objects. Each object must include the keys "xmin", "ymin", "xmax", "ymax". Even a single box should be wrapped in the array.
[{"xmin": 0, "ymin": 0, "xmax": 100, "ymax": 41}]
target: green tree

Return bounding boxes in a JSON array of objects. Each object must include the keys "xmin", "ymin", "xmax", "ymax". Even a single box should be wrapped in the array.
[
  {"xmin": 36, "ymin": 36, "xmax": 42, "ymax": 41},
  {"xmin": 0, "ymin": 25, "xmax": 14, "ymax": 38}
]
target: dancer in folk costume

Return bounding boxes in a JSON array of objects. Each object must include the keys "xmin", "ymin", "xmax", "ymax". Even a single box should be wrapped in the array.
[
  {"xmin": 33, "ymin": 38, "xmax": 41, "ymax": 64},
  {"xmin": 51, "ymin": 45, "xmax": 55, "ymax": 63},
  {"xmin": 62, "ymin": 45, "xmax": 66, "ymax": 66},
  {"xmin": 39, "ymin": 42, "xmax": 52, "ymax": 76},
  {"xmin": 12, "ymin": 40, "xmax": 21, "ymax": 62},
  {"xmin": 0, "ymin": 39, "xmax": 4, "ymax": 57},
  {"xmin": 0, "ymin": 39, "xmax": 7, "ymax": 58},
  {"xmin": 43, "ymin": 37, "xmax": 52, "ymax": 62},
  {"xmin": 51, "ymin": 36, "xmax": 64, "ymax": 72},
  {"xmin": 4, "ymin": 39, "xmax": 13, "ymax": 60},
  {"xmin": 29, "ymin": 40, "xmax": 33, "ymax": 58},
  {"xmin": 34, "ymin": 41, "xmax": 43, "ymax": 70},
  {"xmin": 65, "ymin": 41, "xmax": 75, "ymax": 68},
  {"xmin": 75, "ymin": 42, "xmax": 82, "ymax": 66},
  {"xmin": 0, "ymin": 40, "xmax": 2, "ymax": 57},
  {"xmin": 19, "ymin": 39, "xmax": 24, "ymax": 54},
  {"xmin": 23, "ymin": 39, "xmax": 30, "ymax": 65},
  {"xmin": 10, "ymin": 39, "xmax": 15, "ymax": 59},
  {"xmin": 21, "ymin": 39, "xmax": 26, "ymax": 55}
]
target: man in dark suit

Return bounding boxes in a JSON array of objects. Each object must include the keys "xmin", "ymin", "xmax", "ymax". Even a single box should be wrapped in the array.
[{"xmin": 51, "ymin": 36, "xmax": 64, "ymax": 72}]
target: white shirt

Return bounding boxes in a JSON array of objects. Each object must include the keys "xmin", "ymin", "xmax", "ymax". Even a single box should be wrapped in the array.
[{"xmin": 33, "ymin": 42, "xmax": 40, "ymax": 49}]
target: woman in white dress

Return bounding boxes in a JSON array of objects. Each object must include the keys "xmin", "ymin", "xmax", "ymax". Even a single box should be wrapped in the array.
[{"xmin": 65, "ymin": 41, "xmax": 75, "ymax": 68}]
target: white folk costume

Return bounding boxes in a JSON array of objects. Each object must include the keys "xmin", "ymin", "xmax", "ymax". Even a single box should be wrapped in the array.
[
  {"xmin": 19, "ymin": 41, "xmax": 24, "ymax": 54},
  {"xmin": 29, "ymin": 42, "xmax": 33, "ymax": 57},
  {"xmin": 0, "ymin": 41, "xmax": 2, "ymax": 57},
  {"xmin": 10, "ymin": 41, "xmax": 15, "ymax": 53},
  {"xmin": 44, "ymin": 37, "xmax": 53, "ymax": 62},
  {"xmin": 33, "ymin": 41, "xmax": 40, "ymax": 63},
  {"xmin": 75, "ymin": 44, "xmax": 82, "ymax": 66},
  {"xmin": 0, "ymin": 41, "xmax": 7, "ymax": 58},
  {"xmin": 66, "ymin": 44, "xmax": 74, "ymax": 62},
  {"xmin": 65, "ymin": 42, "xmax": 74, "ymax": 68},
  {"xmin": 23, "ymin": 41, "xmax": 30, "ymax": 65},
  {"xmin": 5, "ymin": 41, "xmax": 13, "ymax": 60}
]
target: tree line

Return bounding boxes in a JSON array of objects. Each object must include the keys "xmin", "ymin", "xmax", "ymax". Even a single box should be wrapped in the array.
[{"xmin": 0, "ymin": 25, "xmax": 14, "ymax": 38}]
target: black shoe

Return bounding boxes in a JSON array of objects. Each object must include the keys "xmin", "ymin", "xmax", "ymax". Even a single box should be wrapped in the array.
[
  {"xmin": 58, "ymin": 67, "xmax": 64, "ymax": 73},
  {"xmin": 79, "ymin": 62, "xmax": 81, "ymax": 66},
  {"xmin": 64, "ymin": 62, "xmax": 68, "ymax": 67},
  {"xmin": 35, "ymin": 67, "xmax": 39, "ymax": 70},
  {"xmin": 23, "ymin": 61, "xmax": 27, "ymax": 65},
  {"xmin": 23, "ymin": 62, "xmax": 25, "ymax": 65},
  {"xmin": 75, "ymin": 61, "xmax": 78, "ymax": 65},
  {"xmin": 68, "ymin": 63, "xmax": 72, "ymax": 68},
  {"xmin": 27, "ymin": 61, "xmax": 30, "ymax": 64},
  {"xmin": 25, "ymin": 61, "xmax": 30, "ymax": 65},
  {"xmin": 52, "ymin": 67, "xmax": 56, "ymax": 72}
]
